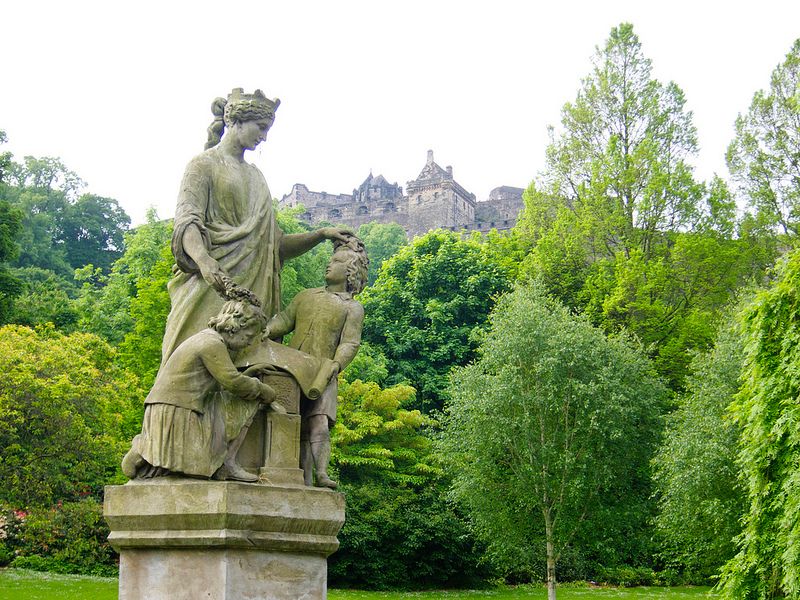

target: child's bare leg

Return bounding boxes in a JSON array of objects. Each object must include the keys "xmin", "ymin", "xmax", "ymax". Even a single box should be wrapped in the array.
[
  {"xmin": 218, "ymin": 412, "xmax": 258, "ymax": 482},
  {"xmin": 300, "ymin": 418, "xmax": 314, "ymax": 486},
  {"xmin": 308, "ymin": 414, "xmax": 336, "ymax": 489}
]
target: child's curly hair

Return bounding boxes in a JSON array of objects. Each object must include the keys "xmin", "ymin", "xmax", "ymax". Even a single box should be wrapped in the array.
[{"xmin": 208, "ymin": 299, "xmax": 267, "ymax": 335}]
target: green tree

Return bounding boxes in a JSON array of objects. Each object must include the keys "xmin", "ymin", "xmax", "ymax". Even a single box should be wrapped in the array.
[
  {"xmin": 329, "ymin": 378, "xmax": 488, "ymax": 589},
  {"xmin": 439, "ymin": 283, "xmax": 666, "ymax": 599},
  {"xmin": 5, "ymin": 187, "xmax": 71, "ymax": 276},
  {"xmin": 8, "ymin": 267, "xmax": 79, "ymax": 330},
  {"xmin": 76, "ymin": 210, "xmax": 171, "ymax": 344},
  {"xmin": 356, "ymin": 221, "xmax": 408, "ymax": 285},
  {"xmin": 116, "ymin": 238, "xmax": 174, "ymax": 390},
  {"xmin": 0, "ymin": 200, "xmax": 23, "ymax": 323},
  {"xmin": 522, "ymin": 23, "xmax": 701, "ymax": 264},
  {"xmin": 360, "ymin": 229, "xmax": 514, "ymax": 412},
  {"xmin": 0, "ymin": 153, "xmax": 130, "ymax": 276},
  {"xmin": 653, "ymin": 308, "xmax": 748, "ymax": 579},
  {"xmin": 0, "ymin": 325, "xmax": 143, "ymax": 507},
  {"xmin": 516, "ymin": 24, "xmax": 772, "ymax": 389},
  {"xmin": 61, "ymin": 193, "xmax": 130, "ymax": 273},
  {"xmin": 340, "ymin": 341, "xmax": 389, "ymax": 386},
  {"xmin": 0, "ymin": 130, "xmax": 13, "ymax": 184},
  {"xmin": 727, "ymin": 39, "xmax": 800, "ymax": 236},
  {"xmin": 720, "ymin": 250, "xmax": 800, "ymax": 599},
  {"xmin": 2, "ymin": 156, "xmax": 81, "ymax": 277}
]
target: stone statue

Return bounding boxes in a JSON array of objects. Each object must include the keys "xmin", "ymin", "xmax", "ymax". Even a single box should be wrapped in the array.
[
  {"xmin": 162, "ymin": 87, "xmax": 348, "ymax": 365},
  {"xmin": 122, "ymin": 293, "xmax": 286, "ymax": 482},
  {"xmin": 264, "ymin": 235, "xmax": 368, "ymax": 488},
  {"xmin": 107, "ymin": 89, "xmax": 351, "ymax": 600},
  {"xmin": 121, "ymin": 88, "xmax": 351, "ymax": 482}
]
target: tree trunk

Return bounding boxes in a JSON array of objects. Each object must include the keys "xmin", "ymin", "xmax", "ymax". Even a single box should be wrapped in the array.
[{"xmin": 544, "ymin": 509, "xmax": 557, "ymax": 600}]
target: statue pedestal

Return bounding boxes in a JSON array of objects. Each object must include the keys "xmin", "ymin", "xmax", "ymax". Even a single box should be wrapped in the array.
[{"xmin": 104, "ymin": 479, "xmax": 345, "ymax": 600}]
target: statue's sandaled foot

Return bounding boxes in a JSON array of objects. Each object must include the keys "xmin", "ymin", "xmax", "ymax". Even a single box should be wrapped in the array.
[
  {"xmin": 215, "ymin": 461, "xmax": 258, "ymax": 483},
  {"xmin": 315, "ymin": 473, "xmax": 338, "ymax": 489}
]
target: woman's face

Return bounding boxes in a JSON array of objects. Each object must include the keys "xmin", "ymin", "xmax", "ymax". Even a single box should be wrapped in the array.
[{"xmin": 235, "ymin": 118, "xmax": 273, "ymax": 151}]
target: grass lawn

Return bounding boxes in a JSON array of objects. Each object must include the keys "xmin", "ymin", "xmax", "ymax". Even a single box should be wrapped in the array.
[{"xmin": 0, "ymin": 569, "xmax": 718, "ymax": 600}]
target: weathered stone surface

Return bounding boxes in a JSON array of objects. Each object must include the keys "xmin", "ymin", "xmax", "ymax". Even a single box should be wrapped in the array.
[
  {"xmin": 105, "ymin": 480, "xmax": 344, "ymax": 553},
  {"xmin": 105, "ymin": 480, "xmax": 345, "ymax": 600},
  {"xmin": 236, "ymin": 374, "xmax": 305, "ymax": 485},
  {"xmin": 119, "ymin": 548, "xmax": 328, "ymax": 600}
]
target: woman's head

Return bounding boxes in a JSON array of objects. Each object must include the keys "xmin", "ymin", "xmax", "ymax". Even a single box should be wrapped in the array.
[{"xmin": 205, "ymin": 88, "xmax": 281, "ymax": 150}]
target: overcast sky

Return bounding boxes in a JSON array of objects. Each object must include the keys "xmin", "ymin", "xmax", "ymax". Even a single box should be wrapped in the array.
[{"xmin": 2, "ymin": 1, "xmax": 799, "ymax": 225}]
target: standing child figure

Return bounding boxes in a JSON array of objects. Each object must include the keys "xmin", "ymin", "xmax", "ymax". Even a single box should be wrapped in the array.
[{"xmin": 265, "ymin": 235, "xmax": 368, "ymax": 488}]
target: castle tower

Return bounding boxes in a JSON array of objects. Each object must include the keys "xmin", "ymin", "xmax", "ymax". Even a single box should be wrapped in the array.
[{"xmin": 405, "ymin": 150, "xmax": 476, "ymax": 238}]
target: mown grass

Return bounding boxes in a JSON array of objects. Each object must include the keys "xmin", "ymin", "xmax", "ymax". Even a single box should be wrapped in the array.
[
  {"xmin": 0, "ymin": 568, "xmax": 118, "ymax": 600},
  {"xmin": 0, "ymin": 569, "xmax": 718, "ymax": 600}
]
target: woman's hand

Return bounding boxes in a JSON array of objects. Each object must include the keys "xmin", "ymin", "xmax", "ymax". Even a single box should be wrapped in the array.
[
  {"xmin": 319, "ymin": 227, "xmax": 352, "ymax": 243},
  {"xmin": 197, "ymin": 255, "xmax": 227, "ymax": 293}
]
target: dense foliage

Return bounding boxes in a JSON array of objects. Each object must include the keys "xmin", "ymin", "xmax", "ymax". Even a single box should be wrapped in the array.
[
  {"xmin": 0, "ymin": 155, "xmax": 129, "ymax": 276},
  {"xmin": 1, "ymin": 27, "xmax": 799, "ymax": 595},
  {"xmin": 355, "ymin": 221, "xmax": 408, "ymax": 286},
  {"xmin": 719, "ymin": 251, "xmax": 800, "ymax": 599},
  {"xmin": 360, "ymin": 229, "xmax": 514, "ymax": 412},
  {"xmin": 329, "ymin": 378, "xmax": 489, "ymax": 589},
  {"xmin": 0, "ymin": 325, "xmax": 142, "ymax": 507},
  {"xmin": 0, "ymin": 199, "xmax": 23, "ymax": 323},
  {"xmin": 1, "ymin": 499, "xmax": 116, "ymax": 576},
  {"xmin": 653, "ymin": 312, "xmax": 748, "ymax": 580}
]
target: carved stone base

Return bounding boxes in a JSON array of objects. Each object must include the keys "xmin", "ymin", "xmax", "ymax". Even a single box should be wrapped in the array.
[
  {"xmin": 104, "ymin": 479, "xmax": 345, "ymax": 600},
  {"xmin": 237, "ymin": 373, "xmax": 305, "ymax": 486}
]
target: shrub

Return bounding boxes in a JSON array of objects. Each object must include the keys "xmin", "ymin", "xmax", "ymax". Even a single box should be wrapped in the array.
[
  {"xmin": 595, "ymin": 566, "xmax": 657, "ymax": 587},
  {"xmin": 4, "ymin": 499, "xmax": 117, "ymax": 577}
]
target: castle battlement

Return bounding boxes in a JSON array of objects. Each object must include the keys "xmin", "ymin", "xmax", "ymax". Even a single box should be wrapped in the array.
[{"xmin": 278, "ymin": 150, "xmax": 524, "ymax": 238}]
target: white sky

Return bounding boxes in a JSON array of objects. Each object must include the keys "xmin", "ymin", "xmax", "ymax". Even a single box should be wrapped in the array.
[{"xmin": 1, "ymin": 1, "xmax": 798, "ymax": 225}]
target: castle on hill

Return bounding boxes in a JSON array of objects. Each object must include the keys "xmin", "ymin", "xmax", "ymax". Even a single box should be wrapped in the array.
[{"xmin": 279, "ymin": 150, "xmax": 525, "ymax": 238}]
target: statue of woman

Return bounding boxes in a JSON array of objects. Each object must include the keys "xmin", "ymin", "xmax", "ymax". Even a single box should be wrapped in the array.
[
  {"xmin": 162, "ymin": 88, "xmax": 347, "ymax": 364},
  {"xmin": 121, "ymin": 89, "xmax": 349, "ymax": 482}
]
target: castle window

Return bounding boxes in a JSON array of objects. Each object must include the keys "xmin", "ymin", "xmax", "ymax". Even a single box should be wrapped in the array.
[
  {"xmin": 417, "ymin": 195, "xmax": 422, "ymax": 204},
  {"xmin": 330, "ymin": 208, "xmax": 342, "ymax": 219},
  {"xmin": 357, "ymin": 205, "xmax": 369, "ymax": 215},
  {"xmin": 384, "ymin": 202, "xmax": 395, "ymax": 213}
]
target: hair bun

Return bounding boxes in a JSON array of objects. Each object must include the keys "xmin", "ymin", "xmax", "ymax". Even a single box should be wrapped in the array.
[
  {"xmin": 210, "ymin": 97, "xmax": 227, "ymax": 118},
  {"xmin": 205, "ymin": 97, "xmax": 228, "ymax": 149}
]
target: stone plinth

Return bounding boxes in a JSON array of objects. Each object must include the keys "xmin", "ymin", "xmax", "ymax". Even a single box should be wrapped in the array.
[
  {"xmin": 237, "ymin": 372, "xmax": 305, "ymax": 486},
  {"xmin": 104, "ymin": 479, "xmax": 345, "ymax": 600}
]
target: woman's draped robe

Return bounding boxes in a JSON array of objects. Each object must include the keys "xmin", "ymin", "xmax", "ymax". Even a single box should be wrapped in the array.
[{"xmin": 164, "ymin": 149, "xmax": 283, "ymax": 361}]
